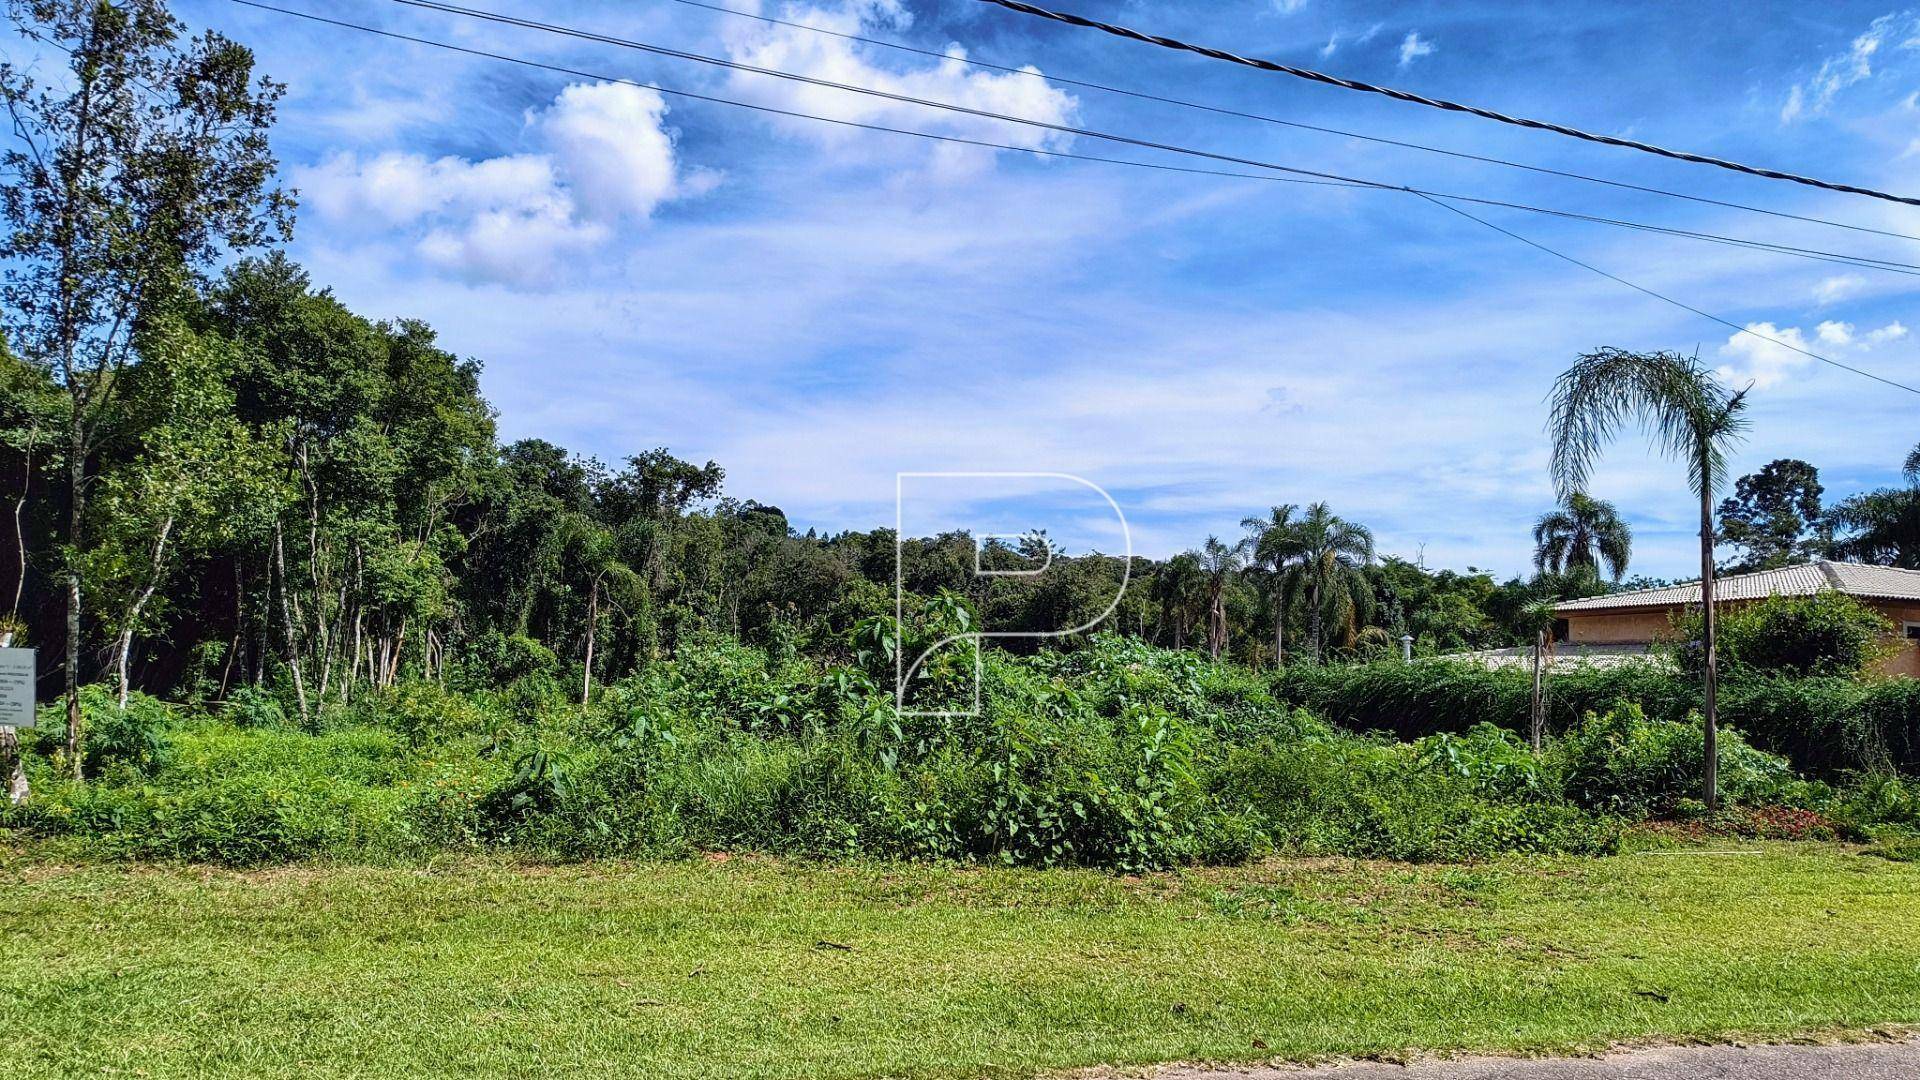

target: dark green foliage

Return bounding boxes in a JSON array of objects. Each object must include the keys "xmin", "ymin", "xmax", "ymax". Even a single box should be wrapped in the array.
[
  {"xmin": 1554, "ymin": 704, "xmax": 1809, "ymax": 817},
  {"xmin": 12, "ymin": 634, "xmax": 1917, "ymax": 869},
  {"xmin": 1677, "ymin": 592, "xmax": 1893, "ymax": 679},
  {"xmin": 1269, "ymin": 658, "xmax": 1693, "ymax": 741},
  {"xmin": 68, "ymin": 687, "xmax": 174, "ymax": 778},
  {"xmin": 1270, "ymin": 657, "xmax": 1920, "ymax": 778}
]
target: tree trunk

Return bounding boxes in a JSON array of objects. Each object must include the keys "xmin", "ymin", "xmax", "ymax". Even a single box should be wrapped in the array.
[
  {"xmin": 116, "ymin": 516, "xmax": 174, "ymax": 711},
  {"xmin": 582, "ymin": 579, "xmax": 599, "ymax": 705},
  {"xmin": 1529, "ymin": 628, "xmax": 1546, "ymax": 754},
  {"xmin": 8, "ymin": 422, "xmax": 35, "ymax": 624},
  {"xmin": 64, "ymin": 417, "xmax": 84, "ymax": 781},
  {"xmin": 272, "ymin": 521, "xmax": 309, "ymax": 722},
  {"xmin": 1700, "ymin": 473, "xmax": 1720, "ymax": 812},
  {"xmin": 1273, "ymin": 594, "xmax": 1285, "ymax": 668},
  {"xmin": 1309, "ymin": 581, "xmax": 1324, "ymax": 665}
]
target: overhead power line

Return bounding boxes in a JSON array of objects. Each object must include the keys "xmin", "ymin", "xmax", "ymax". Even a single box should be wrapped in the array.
[
  {"xmin": 975, "ymin": 0, "xmax": 1920, "ymax": 210},
  {"xmin": 661, "ymin": 0, "xmax": 1920, "ymax": 245},
  {"xmin": 372, "ymin": 0, "xmax": 1920, "ymax": 279},
  {"xmin": 228, "ymin": 0, "xmax": 1920, "ymax": 395},
  {"xmin": 1414, "ymin": 193, "xmax": 1920, "ymax": 396}
]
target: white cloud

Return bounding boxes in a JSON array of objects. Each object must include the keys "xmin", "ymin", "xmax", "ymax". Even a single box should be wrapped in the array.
[
  {"xmin": 1782, "ymin": 11, "xmax": 1920, "ymax": 121},
  {"xmin": 1398, "ymin": 31, "xmax": 1435, "ymax": 68},
  {"xmin": 298, "ymin": 152, "xmax": 560, "ymax": 226},
  {"xmin": 1716, "ymin": 318, "xmax": 1907, "ymax": 388},
  {"xmin": 292, "ymin": 82, "xmax": 705, "ymax": 286},
  {"xmin": 536, "ymin": 82, "xmax": 709, "ymax": 222},
  {"xmin": 717, "ymin": 0, "xmax": 1076, "ymax": 162},
  {"xmin": 1813, "ymin": 274, "xmax": 1865, "ymax": 304},
  {"xmin": 1273, "ymin": 0, "xmax": 1308, "ymax": 12}
]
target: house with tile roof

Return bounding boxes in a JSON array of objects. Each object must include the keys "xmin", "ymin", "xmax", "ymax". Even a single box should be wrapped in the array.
[{"xmin": 1554, "ymin": 560, "xmax": 1920, "ymax": 677}]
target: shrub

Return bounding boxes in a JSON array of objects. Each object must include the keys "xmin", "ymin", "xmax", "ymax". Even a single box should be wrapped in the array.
[
  {"xmin": 359, "ymin": 680, "xmax": 493, "ymax": 747},
  {"xmin": 453, "ymin": 631, "xmax": 560, "ymax": 690},
  {"xmin": 1209, "ymin": 734, "xmax": 1617, "ymax": 861},
  {"xmin": 220, "ymin": 685, "xmax": 291, "ymax": 729},
  {"xmin": 1412, "ymin": 722, "xmax": 1551, "ymax": 799},
  {"xmin": 1677, "ymin": 592, "xmax": 1894, "ymax": 679},
  {"xmin": 64, "ymin": 686, "xmax": 174, "ymax": 778},
  {"xmin": 1270, "ymin": 658, "xmax": 1694, "ymax": 741},
  {"xmin": 1553, "ymin": 704, "xmax": 1808, "ymax": 816}
]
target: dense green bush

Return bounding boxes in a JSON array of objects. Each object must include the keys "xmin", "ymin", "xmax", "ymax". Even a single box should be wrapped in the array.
[
  {"xmin": 1271, "ymin": 655, "xmax": 1920, "ymax": 777},
  {"xmin": 1554, "ymin": 704, "xmax": 1813, "ymax": 817},
  {"xmin": 1269, "ymin": 658, "xmax": 1694, "ymax": 741},
  {"xmin": 1677, "ymin": 592, "xmax": 1895, "ymax": 679}
]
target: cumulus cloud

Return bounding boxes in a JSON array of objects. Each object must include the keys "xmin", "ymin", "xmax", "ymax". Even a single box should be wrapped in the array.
[
  {"xmin": 717, "ymin": 0, "xmax": 1076, "ymax": 167},
  {"xmin": 1813, "ymin": 273, "xmax": 1865, "ymax": 304},
  {"xmin": 1716, "ymin": 318, "xmax": 1907, "ymax": 388},
  {"xmin": 293, "ymin": 82, "xmax": 705, "ymax": 286},
  {"xmin": 1398, "ymin": 31, "xmax": 1435, "ymax": 68},
  {"xmin": 1782, "ymin": 10, "xmax": 1920, "ymax": 122}
]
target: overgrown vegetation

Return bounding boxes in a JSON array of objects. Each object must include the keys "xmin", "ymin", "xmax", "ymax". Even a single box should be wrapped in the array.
[{"xmin": 7, "ymin": 633, "xmax": 1914, "ymax": 868}]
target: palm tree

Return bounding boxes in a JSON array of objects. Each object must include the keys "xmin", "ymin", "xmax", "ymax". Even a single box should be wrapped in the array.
[
  {"xmin": 1532, "ymin": 492, "xmax": 1632, "ymax": 581},
  {"xmin": 1193, "ymin": 535, "xmax": 1246, "ymax": 661},
  {"xmin": 1152, "ymin": 553, "xmax": 1205, "ymax": 650},
  {"xmin": 1828, "ymin": 449, "xmax": 1920, "ymax": 569},
  {"xmin": 1241, "ymin": 504, "xmax": 1301, "ymax": 665},
  {"xmin": 1276, "ymin": 502, "xmax": 1375, "ymax": 664},
  {"xmin": 1548, "ymin": 348, "xmax": 1748, "ymax": 810}
]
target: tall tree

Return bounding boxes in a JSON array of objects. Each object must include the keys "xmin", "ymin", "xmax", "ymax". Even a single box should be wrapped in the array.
[
  {"xmin": 1827, "ymin": 448, "xmax": 1920, "ymax": 570},
  {"xmin": 1716, "ymin": 458, "xmax": 1825, "ymax": 571},
  {"xmin": 1532, "ymin": 492, "xmax": 1632, "ymax": 581},
  {"xmin": 1548, "ymin": 348, "xmax": 1748, "ymax": 810},
  {"xmin": 1, "ymin": 0, "xmax": 289, "ymax": 775},
  {"xmin": 1192, "ymin": 536, "xmax": 1244, "ymax": 662},
  {"xmin": 1276, "ymin": 502, "xmax": 1374, "ymax": 664},
  {"xmin": 79, "ymin": 312, "xmax": 269, "ymax": 708},
  {"xmin": 1151, "ymin": 553, "xmax": 1204, "ymax": 650},
  {"xmin": 1241, "ymin": 504, "xmax": 1300, "ymax": 665}
]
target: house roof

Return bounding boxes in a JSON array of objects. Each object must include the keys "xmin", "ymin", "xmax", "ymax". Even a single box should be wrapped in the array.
[{"xmin": 1555, "ymin": 560, "xmax": 1920, "ymax": 614}]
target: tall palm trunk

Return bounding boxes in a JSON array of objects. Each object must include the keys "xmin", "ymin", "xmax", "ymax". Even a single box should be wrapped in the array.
[
  {"xmin": 1309, "ymin": 580, "xmax": 1324, "ymax": 665},
  {"xmin": 1273, "ymin": 599, "xmax": 1285, "ymax": 667},
  {"xmin": 1206, "ymin": 582, "xmax": 1226, "ymax": 660},
  {"xmin": 1699, "ymin": 466, "xmax": 1719, "ymax": 811}
]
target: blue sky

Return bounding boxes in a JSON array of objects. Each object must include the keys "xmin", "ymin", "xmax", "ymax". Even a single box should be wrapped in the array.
[{"xmin": 162, "ymin": 0, "xmax": 1920, "ymax": 578}]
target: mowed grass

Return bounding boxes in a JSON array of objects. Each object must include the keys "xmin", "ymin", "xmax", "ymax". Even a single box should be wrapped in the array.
[{"xmin": 4, "ymin": 845, "xmax": 1919, "ymax": 1078}]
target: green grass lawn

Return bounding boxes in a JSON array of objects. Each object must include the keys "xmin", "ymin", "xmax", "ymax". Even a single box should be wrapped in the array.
[{"xmin": 4, "ymin": 844, "xmax": 1919, "ymax": 1078}]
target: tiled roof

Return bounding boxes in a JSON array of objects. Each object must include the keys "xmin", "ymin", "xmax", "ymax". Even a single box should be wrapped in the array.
[{"xmin": 1555, "ymin": 560, "xmax": 1920, "ymax": 614}]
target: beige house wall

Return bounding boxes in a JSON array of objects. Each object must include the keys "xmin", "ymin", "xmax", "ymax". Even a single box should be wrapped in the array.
[
  {"xmin": 1564, "ymin": 609, "xmax": 1675, "ymax": 645},
  {"xmin": 1879, "ymin": 601, "xmax": 1920, "ymax": 678},
  {"xmin": 1563, "ymin": 597, "xmax": 1920, "ymax": 677}
]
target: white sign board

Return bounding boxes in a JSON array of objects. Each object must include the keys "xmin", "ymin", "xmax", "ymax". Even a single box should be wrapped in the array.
[{"xmin": 0, "ymin": 648, "xmax": 34, "ymax": 729}]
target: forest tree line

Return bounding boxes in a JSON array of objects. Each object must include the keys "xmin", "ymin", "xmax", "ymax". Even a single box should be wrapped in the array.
[{"xmin": 3, "ymin": 0, "xmax": 1918, "ymax": 779}]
